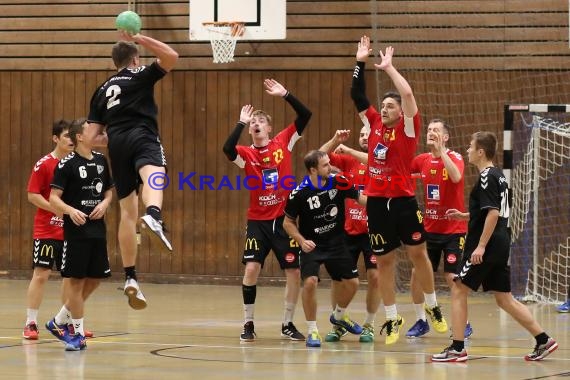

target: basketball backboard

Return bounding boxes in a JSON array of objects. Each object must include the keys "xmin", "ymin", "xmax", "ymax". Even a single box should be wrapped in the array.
[{"xmin": 189, "ymin": 0, "xmax": 286, "ymax": 41}]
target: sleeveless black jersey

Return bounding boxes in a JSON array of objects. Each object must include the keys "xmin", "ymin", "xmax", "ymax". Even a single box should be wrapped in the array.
[
  {"xmin": 284, "ymin": 175, "xmax": 358, "ymax": 248},
  {"xmin": 465, "ymin": 166, "xmax": 510, "ymax": 251},
  {"xmin": 87, "ymin": 62, "xmax": 166, "ymax": 134},
  {"xmin": 51, "ymin": 151, "xmax": 114, "ymax": 239}
]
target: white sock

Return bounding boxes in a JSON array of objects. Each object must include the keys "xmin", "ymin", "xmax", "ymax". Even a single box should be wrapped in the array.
[
  {"xmin": 244, "ymin": 304, "xmax": 254, "ymax": 322},
  {"xmin": 364, "ymin": 312, "xmax": 376, "ymax": 326},
  {"xmin": 385, "ymin": 304, "xmax": 398, "ymax": 320},
  {"xmin": 414, "ymin": 303, "xmax": 427, "ymax": 321},
  {"xmin": 283, "ymin": 302, "xmax": 296, "ymax": 325},
  {"xmin": 54, "ymin": 305, "xmax": 71, "ymax": 325},
  {"xmin": 26, "ymin": 308, "xmax": 39, "ymax": 324},
  {"xmin": 306, "ymin": 320, "xmax": 318, "ymax": 334},
  {"xmin": 333, "ymin": 305, "xmax": 346, "ymax": 320},
  {"xmin": 71, "ymin": 318, "xmax": 84, "ymax": 336},
  {"xmin": 424, "ymin": 293, "xmax": 437, "ymax": 309}
]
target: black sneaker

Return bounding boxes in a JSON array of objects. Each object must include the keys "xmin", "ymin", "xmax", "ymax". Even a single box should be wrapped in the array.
[
  {"xmin": 141, "ymin": 214, "xmax": 173, "ymax": 251},
  {"xmin": 281, "ymin": 322, "xmax": 305, "ymax": 341},
  {"xmin": 240, "ymin": 321, "xmax": 256, "ymax": 342}
]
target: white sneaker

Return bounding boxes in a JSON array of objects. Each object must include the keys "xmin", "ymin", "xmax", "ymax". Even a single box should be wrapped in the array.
[
  {"xmin": 141, "ymin": 214, "xmax": 173, "ymax": 252},
  {"xmin": 124, "ymin": 278, "xmax": 147, "ymax": 310}
]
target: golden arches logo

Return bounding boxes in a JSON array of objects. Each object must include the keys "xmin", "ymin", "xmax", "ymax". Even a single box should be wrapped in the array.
[
  {"xmin": 40, "ymin": 244, "xmax": 54, "ymax": 258},
  {"xmin": 244, "ymin": 238, "xmax": 259, "ymax": 251}
]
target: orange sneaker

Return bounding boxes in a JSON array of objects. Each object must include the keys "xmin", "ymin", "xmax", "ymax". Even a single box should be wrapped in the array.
[
  {"xmin": 68, "ymin": 324, "xmax": 94, "ymax": 338},
  {"xmin": 23, "ymin": 322, "xmax": 39, "ymax": 340}
]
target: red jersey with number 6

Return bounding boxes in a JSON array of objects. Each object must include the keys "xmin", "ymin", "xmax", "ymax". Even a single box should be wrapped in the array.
[
  {"xmin": 233, "ymin": 124, "xmax": 301, "ymax": 220},
  {"xmin": 411, "ymin": 150, "xmax": 467, "ymax": 234},
  {"xmin": 364, "ymin": 106, "xmax": 421, "ymax": 198},
  {"xmin": 27, "ymin": 153, "xmax": 64, "ymax": 240}
]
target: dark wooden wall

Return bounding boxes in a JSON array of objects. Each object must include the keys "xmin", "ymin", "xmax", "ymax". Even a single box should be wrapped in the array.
[{"xmin": 1, "ymin": 1, "xmax": 568, "ymax": 282}]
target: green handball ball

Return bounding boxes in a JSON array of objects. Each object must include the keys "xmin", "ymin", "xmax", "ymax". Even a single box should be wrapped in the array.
[{"xmin": 116, "ymin": 11, "xmax": 142, "ymax": 34}]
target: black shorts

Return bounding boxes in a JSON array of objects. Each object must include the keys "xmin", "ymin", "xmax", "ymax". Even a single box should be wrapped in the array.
[
  {"xmin": 366, "ymin": 196, "xmax": 426, "ymax": 255},
  {"xmin": 32, "ymin": 239, "xmax": 63, "ymax": 271},
  {"xmin": 61, "ymin": 238, "xmax": 112, "ymax": 279},
  {"xmin": 426, "ymin": 232, "xmax": 466, "ymax": 273},
  {"xmin": 344, "ymin": 233, "xmax": 376, "ymax": 270},
  {"xmin": 300, "ymin": 244, "xmax": 359, "ymax": 281},
  {"xmin": 242, "ymin": 216, "xmax": 300, "ymax": 270},
  {"xmin": 456, "ymin": 232, "xmax": 511, "ymax": 292},
  {"xmin": 108, "ymin": 127, "xmax": 167, "ymax": 199}
]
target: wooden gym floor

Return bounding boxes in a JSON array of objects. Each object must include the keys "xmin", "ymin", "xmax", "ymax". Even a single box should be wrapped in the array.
[{"xmin": 0, "ymin": 279, "xmax": 568, "ymax": 379}]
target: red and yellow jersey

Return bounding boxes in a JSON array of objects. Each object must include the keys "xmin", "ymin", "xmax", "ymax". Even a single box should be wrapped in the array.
[
  {"xmin": 27, "ymin": 153, "xmax": 64, "ymax": 240},
  {"xmin": 328, "ymin": 152, "xmax": 368, "ymax": 235},
  {"xmin": 411, "ymin": 151, "xmax": 467, "ymax": 234},
  {"xmin": 365, "ymin": 106, "xmax": 421, "ymax": 198},
  {"xmin": 233, "ymin": 124, "xmax": 301, "ymax": 220}
]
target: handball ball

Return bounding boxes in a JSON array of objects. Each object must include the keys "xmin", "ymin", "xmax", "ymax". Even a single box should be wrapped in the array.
[{"xmin": 116, "ymin": 11, "xmax": 141, "ymax": 34}]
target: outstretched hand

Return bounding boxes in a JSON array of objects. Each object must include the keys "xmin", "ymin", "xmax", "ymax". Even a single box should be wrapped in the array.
[
  {"xmin": 118, "ymin": 30, "xmax": 140, "ymax": 42},
  {"xmin": 264, "ymin": 79, "xmax": 287, "ymax": 97},
  {"xmin": 240, "ymin": 104, "xmax": 254, "ymax": 124},
  {"xmin": 374, "ymin": 46, "xmax": 394, "ymax": 71},
  {"xmin": 356, "ymin": 35, "xmax": 372, "ymax": 62}
]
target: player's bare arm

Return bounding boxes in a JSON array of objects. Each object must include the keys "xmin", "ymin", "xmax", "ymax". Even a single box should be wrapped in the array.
[
  {"xmin": 319, "ymin": 130, "xmax": 351, "ymax": 153},
  {"xmin": 445, "ymin": 208, "xmax": 469, "ymax": 220},
  {"xmin": 89, "ymin": 189, "xmax": 113, "ymax": 220},
  {"xmin": 335, "ymin": 144, "xmax": 368, "ymax": 164},
  {"xmin": 283, "ymin": 215, "xmax": 316, "ymax": 253},
  {"xmin": 125, "ymin": 31, "xmax": 179, "ymax": 72},
  {"xmin": 27, "ymin": 192, "xmax": 61, "ymax": 217},
  {"xmin": 431, "ymin": 130, "xmax": 462, "ymax": 183}
]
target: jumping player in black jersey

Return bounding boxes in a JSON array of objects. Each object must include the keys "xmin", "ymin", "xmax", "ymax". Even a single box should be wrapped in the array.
[
  {"xmin": 283, "ymin": 150, "xmax": 366, "ymax": 348},
  {"xmin": 432, "ymin": 131, "xmax": 558, "ymax": 362},
  {"xmin": 87, "ymin": 30, "xmax": 178, "ymax": 309},
  {"xmin": 46, "ymin": 118, "xmax": 114, "ymax": 351}
]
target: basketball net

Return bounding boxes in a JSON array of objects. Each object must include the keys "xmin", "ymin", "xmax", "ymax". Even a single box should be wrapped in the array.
[{"xmin": 203, "ymin": 22, "xmax": 245, "ymax": 64}]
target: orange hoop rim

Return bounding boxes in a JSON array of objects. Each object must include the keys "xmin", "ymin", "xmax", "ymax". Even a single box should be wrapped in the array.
[{"xmin": 202, "ymin": 21, "xmax": 245, "ymax": 27}]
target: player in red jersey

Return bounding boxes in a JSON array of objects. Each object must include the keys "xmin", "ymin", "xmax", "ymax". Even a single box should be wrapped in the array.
[
  {"xmin": 222, "ymin": 79, "xmax": 312, "ymax": 342},
  {"xmin": 350, "ymin": 36, "xmax": 447, "ymax": 344},
  {"xmin": 406, "ymin": 119, "xmax": 470, "ymax": 338},
  {"xmin": 22, "ymin": 120, "xmax": 96, "ymax": 340},
  {"xmin": 319, "ymin": 128, "xmax": 381, "ymax": 343}
]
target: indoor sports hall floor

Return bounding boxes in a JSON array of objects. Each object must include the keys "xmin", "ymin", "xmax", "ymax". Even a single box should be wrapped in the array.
[{"xmin": 0, "ymin": 279, "xmax": 568, "ymax": 379}]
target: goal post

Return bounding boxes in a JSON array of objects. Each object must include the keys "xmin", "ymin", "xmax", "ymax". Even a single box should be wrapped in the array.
[{"xmin": 504, "ymin": 104, "xmax": 570, "ymax": 303}]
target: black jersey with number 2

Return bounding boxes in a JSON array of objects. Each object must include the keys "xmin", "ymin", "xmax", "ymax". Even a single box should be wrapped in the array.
[
  {"xmin": 284, "ymin": 175, "xmax": 358, "ymax": 248},
  {"xmin": 51, "ymin": 151, "xmax": 114, "ymax": 239},
  {"xmin": 465, "ymin": 166, "xmax": 510, "ymax": 252},
  {"xmin": 87, "ymin": 62, "xmax": 166, "ymax": 134}
]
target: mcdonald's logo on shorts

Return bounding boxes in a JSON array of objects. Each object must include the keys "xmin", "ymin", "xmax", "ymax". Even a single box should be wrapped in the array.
[
  {"xmin": 244, "ymin": 238, "xmax": 259, "ymax": 251},
  {"xmin": 40, "ymin": 244, "xmax": 54, "ymax": 258},
  {"xmin": 369, "ymin": 234, "xmax": 386, "ymax": 247}
]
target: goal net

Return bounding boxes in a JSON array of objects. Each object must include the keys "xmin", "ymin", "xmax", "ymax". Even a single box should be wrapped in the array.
[{"xmin": 508, "ymin": 107, "xmax": 570, "ymax": 303}]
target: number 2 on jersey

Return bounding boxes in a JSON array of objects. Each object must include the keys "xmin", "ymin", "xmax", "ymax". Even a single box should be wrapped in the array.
[{"xmin": 106, "ymin": 84, "xmax": 121, "ymax": 109}]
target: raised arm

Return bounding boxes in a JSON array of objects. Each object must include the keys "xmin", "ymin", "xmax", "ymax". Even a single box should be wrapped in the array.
[
  {"xmin": 265, "ymin": 79, "xmax": 312, "ymax": 134},
  {"xmin": 335, "ymin": 144, "xmax": 368, "ymax": 165},
  {"xmin": 374, "ymin": 46, "xmax": 418, "ymax": 120},
  {"xmin": 222, "ymin": 105, "xmax": 253, "ymax": 161},
  {"xmin": 120, "ymin": 30, "xmax": 179, "ymax": 72},
  {"xmin": 319, "ymin": 130, "xmax": 351, "ymax": 153},
  {"xmin": 351, "ymin": 36, "xmax": 372, "ymax": 117}
]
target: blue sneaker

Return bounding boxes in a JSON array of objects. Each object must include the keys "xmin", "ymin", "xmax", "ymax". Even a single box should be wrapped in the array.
[
  {"xmin": 306, "ymin": 331, "xmax": 322, "ymax": 348},
  {"xmin": 45, "ymin": 319, "xmax": 71, "ymax": 343},
  {"xmin": 464, "ymin": 322, "xmax": 473, "ymax": 338},
  {"xmin": 329, "ymin": 314, "xmax": 363, "ymax": 335},
  {"xmin": 406, "ymin": 319, "xmax": 429, "ymax": 338},
  {"xmin": 556, "ymin": 300, "xmax": 569, "ymax": 313},
  {"xmin": 65, "ymin": 334, "xmax": 87, "ymax": 351}
]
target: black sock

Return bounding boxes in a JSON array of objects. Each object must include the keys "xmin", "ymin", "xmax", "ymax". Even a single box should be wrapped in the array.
[
  {"xmin": 146, "ymin": 205, "xmax": 162, "ymax": 221},
  {"xmin": 535, "ymin": 332, "xmax": 549, "ymax": 346},
  {"xmin": 125, "ymin": 266, "xmax": 137, "ymax": 281},
  {"xmin": 452, "ymin": 339, "xmax": 465, "ymax": 351},
  {"xmin": 242, "ymin": 284, "xmax": 256, "ymax": 305}
]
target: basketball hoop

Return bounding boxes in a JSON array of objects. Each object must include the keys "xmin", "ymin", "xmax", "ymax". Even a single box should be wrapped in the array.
[{"xmin": 202, "ymin": 21, "xmax": 245, "ymax": 64}]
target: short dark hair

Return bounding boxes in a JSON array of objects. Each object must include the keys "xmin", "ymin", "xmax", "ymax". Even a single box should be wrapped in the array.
[
  {"xmin": 381, "ymin": 91, "xmax": 401, "ymax": 106},
  {"xmin": 472, "ymin": 131, "xmax": 497, "ymax": 160},
  {"xmin": 52, "ymin": 119, "xmax": 70, "ymax": 137},
  {"xmin": 112, "ymin": 41, "xmax": 139, "ymax": 69},
  {"xmin": 429, "ymin": 118, "xmax": 452, "ymax": 136},
  {"xmin": 304, "ymin": 150, "xmax": 327, "ymax": 171},
  {"xmin": 68, "ymin": 117, "xmax": 87, "ymax": 146}
]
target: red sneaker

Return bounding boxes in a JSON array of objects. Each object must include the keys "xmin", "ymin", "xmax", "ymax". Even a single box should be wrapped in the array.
[
  {"xmin": 23, "ymin": 322, "xmax": 39, "ymax": 340},
  {"xmin": 68, "ymin": 324, "xmax": 94, "ymax": 338}
]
